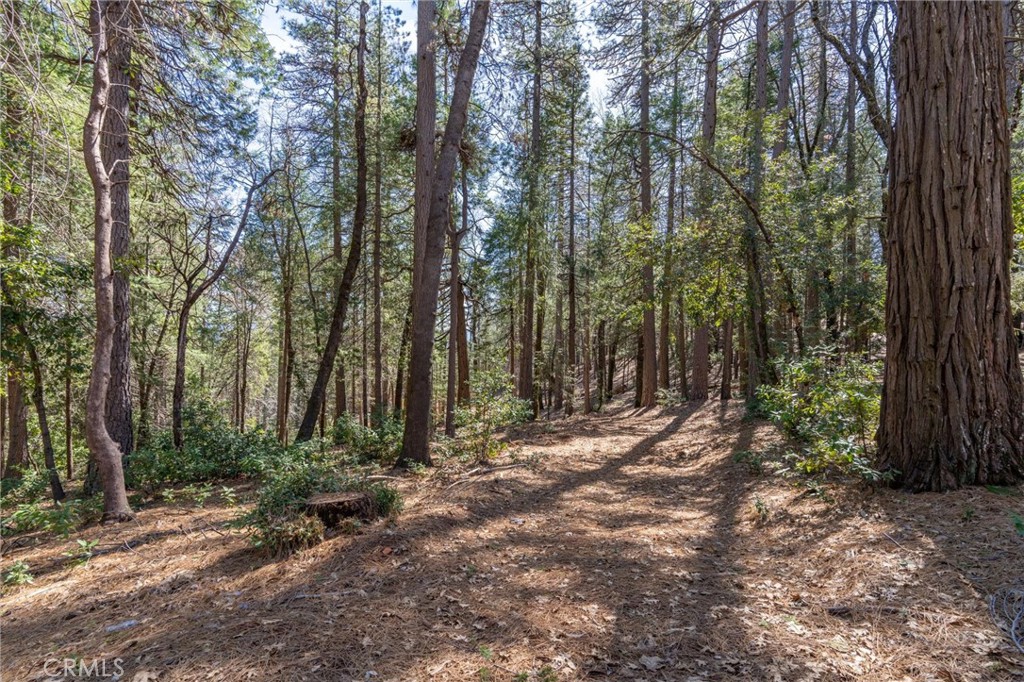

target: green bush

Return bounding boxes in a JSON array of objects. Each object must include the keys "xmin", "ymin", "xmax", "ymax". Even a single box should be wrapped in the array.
[
  {"xmin": 0, "ymin": 468, "xmax": 50, "ymax": 505},
  {"xmin": 127, "ymin": 400, "xmax": 291, "ymax": 491},
  {"xmin": 756, "ymin": 350, "xmax": 888, "ymax": 481},
  {"xmin": 1, "ymin": 497, "xmax": 103, "ymax": 537},
  {"xmin": 451, "ymin": 371, "xmax": 532, "ymax": 462},
  {"xmin": 331, "ymin": 412, "xmax": 403, "ymax": 465},
  {"xmin": 2, "ymin": 560, "xmax": 34, "ymax": 587}
]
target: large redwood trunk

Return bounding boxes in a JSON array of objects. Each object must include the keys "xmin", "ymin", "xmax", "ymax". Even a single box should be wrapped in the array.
[{"xmin": 878, "ymin": 1, "xmax": 1024, "ymax": 490}]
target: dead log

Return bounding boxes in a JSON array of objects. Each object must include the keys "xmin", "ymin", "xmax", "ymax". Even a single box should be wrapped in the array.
[{"xmin": 304, "ymin": 491, "xmax": 377, "ymax": 527}]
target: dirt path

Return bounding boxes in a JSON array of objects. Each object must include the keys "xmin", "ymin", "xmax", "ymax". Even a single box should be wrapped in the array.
[{"xmin": 2, "ymin": 401, "xmax": 1023, "ymax": 681}]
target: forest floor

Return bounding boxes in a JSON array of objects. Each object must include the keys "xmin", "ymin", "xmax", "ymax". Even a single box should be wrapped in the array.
[{"xmin": 2, "ymin": 398, "xmax": 1024, "ymax": 682}]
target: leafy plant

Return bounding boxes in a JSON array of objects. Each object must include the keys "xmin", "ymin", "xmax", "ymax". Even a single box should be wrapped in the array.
[
  {"xmin": 757, "ymin": 350, "xmax": 890, "ymax": 482},
  {"xmin": 452, "ymin": 371, "xmax": 531, "ymax": 462},
  {"xmin": 238, "ymin": 461, "xmax": 402, "ymax": 555},
  {"xmin": 2, "ymin": 560, "xmax": 34, "ymax": 587},
  {"xmin": 1, "ymin": 498, "xmax": 103, "ymax": 538},
  {"xmin": 64, "ymin": 539, "xmax": 99, "ymax": 567},
  {"xmin": 332, "ymin": 412, "xmax": 403, "ymax": 465},
  {"xmin": 127, "ymin": 400, "xmax": 292, "ymax": 491}
]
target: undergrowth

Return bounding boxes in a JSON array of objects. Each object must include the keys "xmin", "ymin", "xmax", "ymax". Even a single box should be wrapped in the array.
[
  {"xmin": 753, "ymin": 349, "xmax": 893, "ymax": 484},
  {"xmin": 237, "ymin": 460, "xmax": 403, "ymax": 556}
]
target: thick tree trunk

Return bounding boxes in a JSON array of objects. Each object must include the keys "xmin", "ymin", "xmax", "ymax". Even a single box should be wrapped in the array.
[
  {"xmin": 660, "ymin": 68, "xmax": 679, "ymax": 393},
  {"xmin": 394, "ymin": 300, "xmax": 411, "ymax": 416},
  {"xmin": 444, "ymin": 221, "xmax": 461, "ymax": 437},
  {"xmin": 596, "ymin": 320, "xmax": 606, "ymax": 407},
  {"xmin": 172, "ymin": 306, "xmax": 190, "ymax": 449},
  {"xmin": 720, "ymin": 318, "xmax": 733, "ymax": 400},
  {"xmin": 746, "ymin": 0, "xmax": 774, "ymax": 393},
  {"xmin": 676, "ymin": 298, "xmax": 687, "ymax": 398},
  {"xmin": 332, "ymin": 0, "xmax": 347, "ymax": 422},
  {"xmin": 606, "ymin": 327, "xmax": 617, "ymax": 399},
  {"xmin": 566, "ymin": 95, "xmax": 578, "ymax": 416},
  {"xmin": 534, "ymin": 266, "xmax": 546, "ymax": 416},
  {"xmin": 844, "ymin": 0, "xmax": 861, "ymax": 351},
  {"xmin": 4, "ymin": 370, "xmax": 28, "ymax": 477},
  {"xmin": 103, "ymin": 0, "xmax": 133, "ymax": 463},
  {"xmin": 275, "ymin": 288, "xmax": 293, "ymax": 443},
  {"xmin": 372, "ymin": 2, "xmax": 385, "ymax": 420},
  {"xmin": 295, "ymin": 1, "xmax": 369, "ymax": 443},
  {"xmin": 84, "ymin": 0, "xmax": 133, "ymax": 521},
  {"xmin": 878, "ymin": 1, "xmax": 1024, "ymax": 490},
  {"xmin": 397, "ymin": 0, "xmax": 490, "ymax": 466}
]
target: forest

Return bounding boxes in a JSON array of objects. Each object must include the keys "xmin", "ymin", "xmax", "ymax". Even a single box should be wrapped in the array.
[{"xmin": 1, "ymin": 0, "xmax": 1023, "ymax": 680}]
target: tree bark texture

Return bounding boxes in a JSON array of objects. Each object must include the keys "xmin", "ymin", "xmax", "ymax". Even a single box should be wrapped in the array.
[{"xmin": 878, "ymin": 1, "xmax": 1024, "ymax": 490}]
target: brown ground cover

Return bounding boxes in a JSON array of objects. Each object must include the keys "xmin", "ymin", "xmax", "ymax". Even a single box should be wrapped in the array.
[{"xmin": 3, "ymin": 399, "xmax": 1023, "ymax": 681}]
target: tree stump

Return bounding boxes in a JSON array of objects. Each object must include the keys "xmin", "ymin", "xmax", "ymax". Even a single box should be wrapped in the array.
[{"xmin": 304, "ymin": 491, "xmax": 376, "ymax": 527}]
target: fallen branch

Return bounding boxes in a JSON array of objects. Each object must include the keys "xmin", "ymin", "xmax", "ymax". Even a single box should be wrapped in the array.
[{"xmin": 445, "ymin": 463, "xmax": 530, "ymax": 490}]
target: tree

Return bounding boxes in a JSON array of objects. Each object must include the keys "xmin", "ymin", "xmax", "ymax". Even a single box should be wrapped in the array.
[
  {"xmin": 294, "ymin": 0, "xmax": 369, "ymax": 443},
  {"xmin": 397, "ymin": 0, "xmax": 490, "ymax": 467},
  {"xmin": 877, "ymin": 1, "xmax": 1024, "ymax": 490},
  {"xmin": 637, "ymin": 0, "xmax": 657, "ymax": 408},
  {"xmin": 168, "ymin": 171, "xmax": 273, "ymax": 450},
  {"xmin": 102, "ymin": 0, "xmax": 134, "ymax": 466},
  {"xmin": 83, "ymin": 0, "xmax": 133, "ymax": 521}
]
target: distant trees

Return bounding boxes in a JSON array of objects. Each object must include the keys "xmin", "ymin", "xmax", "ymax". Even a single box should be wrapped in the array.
[{"xmin": 2, "ymin": 0, "xmax": 1022, "ymax": 498}]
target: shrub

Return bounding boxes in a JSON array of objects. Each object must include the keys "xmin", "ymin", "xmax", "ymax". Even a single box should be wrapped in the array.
[
  {"xmin": 331, "ymin": 412, "xmax": 403, "ymax": 465},
  {"xmin": 452, "ymin": 371, "xmax": 531, "ymax": 462},
  {"xmin": 127, "ymin": 400, "xmax": 291, "ymax": 491},
  {"xmin": 1, "ymin": 468, "xmax": 50, "ymax": 505},
  {"xmin": 2, "ymin": 560, "xmax": 34, "ymax": 587},
  {"xmin": 1, "ymin": 497, "xmax": 103, "ymax": 538},
  {"xmin": 238, "ymin": 460, "xmax": 401, "ymax": 555},
  {"xmin": 756, "ymin": 350, "xmax": 888, "ymax": 481}
]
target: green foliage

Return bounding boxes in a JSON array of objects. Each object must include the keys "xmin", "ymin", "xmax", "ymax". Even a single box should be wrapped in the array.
[
  {"xmin": 63, "ymin": 539, "xmax": 99, "ymax": 567},
  {"xmin": 1, "ymin": 497, "xmax": 103, "ymax": 538},
  {"xmin": 1013, "ymin": 512, "xmax": 1024, "ymax": 537},
  {"xmin": 2, "ymin": 560, "xmax": 34, "ymax": 587},
  {"xmin": 0, "ymin": 468, "xmax": 50, "ymax": 505},
  {"xmin": 756, "ymin": 350, "xmax": 889, "ymax": 482},
  {"xmin": 332, "ymin": 412, "xmax": 403, "ymax": 465},
  {"xmin": 451, "ymin": 371, "xmax": 531, "ymax": 462},
  {"xmin": 127, "ymin": 400, "xmax": 291, "ymax": 491}
]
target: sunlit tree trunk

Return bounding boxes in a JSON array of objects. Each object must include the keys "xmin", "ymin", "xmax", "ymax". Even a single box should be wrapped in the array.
[
  {"xmin": 638, "ymin": 0, "xmax": 657, "ymax": 407},
  {"xmin": 519, "ymin": 0, "xmax": 541, "ymax": 414},
  {"xmin": 103, "ymin": 0, "xmax": 134, "ymax": 465}
]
